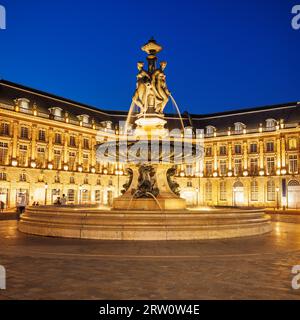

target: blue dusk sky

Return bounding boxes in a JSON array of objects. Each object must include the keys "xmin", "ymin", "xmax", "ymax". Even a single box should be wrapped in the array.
[{"xmin": 0, "ymin": 0, "xmax": 299, "ymax": 115}]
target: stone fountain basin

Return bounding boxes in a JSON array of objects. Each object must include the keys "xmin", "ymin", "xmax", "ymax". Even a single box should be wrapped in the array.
[{"xmin": 18, "ymin": 206, "xmax": 272, "ymax": 241}]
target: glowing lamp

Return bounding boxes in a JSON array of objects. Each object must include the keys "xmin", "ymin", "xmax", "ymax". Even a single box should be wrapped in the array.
[
  {"xmin": 30, "ymin": 161, "xmax": 37, "ymax": 168},
  {"xmin": 48, "ymin": 163, "xmax": 53, "ymax": 170},
  {"xmin": 259, "ymin": 170, "xmax": 264, "ymax": 176},
  {"xmin": 213, "ymin": 171, "xmax": 218, "ymax": 177},
  {"xmin": 179, "ymin": 171, "xmax": 185, "ymax": 177},
  {"xmin": 276, "ymin": 169, "xmax": 281, "ymax": 176},
  {"xmin": 103, "ymin": 169, "xmax": 108, "ymax": 175},
  {"xmin": 78, "ymin": 165, "xmax": 83, "ymax": 172},
  {"xmin": 91, "ymin": 167, "xmax": 96, "ymax": 173},
  {"xmin": 243, "ymin": 170, "xmax": 248, "ymax": 177},
  {"xmin": 281, "ymin": 168, "xmax": 287, "ymax": 175},
  {"xmin": 227, "ymin": 171, "xmax": 233, "ymax": 177},
  {"xmin": 11, "ymin": 159, "xmax": 18, "ymax": 167},
  {"xmin": 63, "ymin": 164, "xmax": 69, "ymax": 171}
]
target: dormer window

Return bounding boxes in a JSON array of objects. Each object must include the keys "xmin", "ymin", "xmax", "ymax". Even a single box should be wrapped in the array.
[
  {"xmin": 101, "ymin": 121, "xmax": 113, "ymax": 130},
  {"xmin": 206, "ymin": 126, "xmax": 215, "ymax": 137},
  {"xmin": 184, "ymin": 126, "xmax": 193, "ymax": 137},
  {"xmin": 234, "ymin": 122, "xmax": 245, "ymax": 134},
  {"xmin": 48, "ymin": 107, "xmax": 62, "ymax": 118},
  {"xmin": 17, "ymin": 98, "xmax": 30, "ymax": 110},
  {"xmin": 77, "ymin": 114, "xmax": 90, "ymax": 124},
  {"xmin": 266, "ymin": 119, "xmax": 276, "ymax": 131}
]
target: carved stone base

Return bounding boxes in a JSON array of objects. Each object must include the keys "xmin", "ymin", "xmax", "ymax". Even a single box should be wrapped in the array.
[{"xmin": 113, "ymin": 193, "xmax": 186, "ymax": 211}]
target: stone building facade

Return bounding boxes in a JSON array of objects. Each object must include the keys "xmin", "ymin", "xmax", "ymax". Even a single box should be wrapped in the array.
[{"xmin": 0, "ymin": 80, "xmax": 299, "ymax": 209}]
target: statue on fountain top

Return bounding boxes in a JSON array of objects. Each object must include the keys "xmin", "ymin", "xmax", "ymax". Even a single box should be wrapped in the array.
[{"xmin": 132, "ymin": 38, "xmax": 170, "ymax": 115}]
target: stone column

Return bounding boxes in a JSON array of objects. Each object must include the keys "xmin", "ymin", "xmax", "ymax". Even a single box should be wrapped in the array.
[
  {"xmin": 12, "ymin": 120, "xmax": 19, "ymax": 159},
  {"xmin": 259, "ymin": 139, "xmax": 264, "ymax": 170},
  {"xmin": 91, "ymin": 136, "xmax": 96, "ymax": 168},
  {"xmin": 31, "ymin": 125, "xmax": 37, "ymax": 160},
  {"xmin": 64, "ymin": 131, "xmax": 69, "ymax": 164},
  {"xmin": 228, "ymin": 143, "xmax": 232, "ymax": 171},
  {"xmin": 276, "ymin": 136, "xmax": 281, "ymax": 169},
  {"xmin": 243, "ymin": 141, "xmax": 248, "ymax": 170},
  {"xmin": 48, "ymin": 128, "xmax": 53, "ymax": 162},
  {"xmin": 78, "ymin": 134, "xmax": 83, "ymax": 165},
  {"xmin": 213, "ymin": 143, "xmax": 218, "ymax": 172},
  {"xmin": 281, "ymin": 136, "xmax": 286, "ymax": 168}
]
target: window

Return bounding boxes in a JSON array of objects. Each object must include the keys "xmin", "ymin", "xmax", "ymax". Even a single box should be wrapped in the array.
[
  {"xmin": 38, "ymin": 129, "xmax": 46, "ymax": 141},
  {"xmin": 234, "ymin": 159, "xmax": 242, "ymax": 176},
  {"xmin": 288, "ymin": 138, "xmax": 297, "ymax": 150},
  {"xmin": 266, "ymin": 119, "xmax": 276, "ymax": 131},
  {"xmin": 205, "ymin": 181, "xmax": 212, "ymax": 201},
  {"xmin": 205, "ymin": 147, "xmax": 212, "ymax": 156},
  {"xmin": 83, "ymin": 154, "xmax": 89, "ymax": 171},
  {"xmin": 36, "ymin": 147, "xmax": 45, "ymax": 168},
  {"xmin": 69, "ymin": 152, "xmax": 76, "ymax": 171},
  {"xmin": 0, "ymin": 123, "xmax": 9, "ymax": 136},
  {"xmin": 54, "ymin": 174, "xmax": 60, "ymax": 183},
  {"xmin": 19, "ymin": 145, "xmax": 28, "ymax": 166},
  {"xmin": 67, "ymin": 189, "xmax": 75, "ymax": 203},
  {"xmin": 95, "ymin": 190, "xmax": 101, "ymax": 203},
  {"xmin": 206, "ymin": 126, "xmax": 215, "ymax": 137},
  {"xmin": 0, "ymin": 142, "xmax": 8, "ymax": 165},
  {"xmin": 234, "ymin": 122, "xmax": 244, "ymax": 134},
  {"xmin": 187, "ymin": 180, "xmax": 192, "ymax": 187},
  {"xmin": 0, "ymin": 172, "xmax": 7, "ymax": 181},
  {"xmin": 81, "ymin": 189, "xmax": 90, "ymax": 203},
  {"xmin": 267, "ymin": 180, "xmax": 275, "ymax": 201},
  {"xmin": 70, "ymin": 176, "xmax": 75, "ymax": 184},
  {"xmin": 69, "ymin": 136, "xmax": 76, "ymax": 147},
  {"xmin": 83, "ymin": 138, "xmax": 89, "ymax": 149},
  {"xmin": 266, "ymin": 141, "xmax": 274, "ymax": 152},
  {"xmin": 19, "ymin": 173, "xmax": 27, "ymax": 182},
  {"xmin": 220, "ymin": 160, "xmax": 227, "ymax": 176},
  {"xmin": 186, "ymin": 164, "xmax": 193, "ymax": 176},
  {"xmin": 250, "ymin": 158, "xmax": 258, "ymax": 175},
  {"xmin": 219, "ymin": 145, "xmax": 227, "ymax": 156},
  {"xmin": 20, "ymin": 126, "xmax": 29, "ymax": 139},
  {"xmin": 53, "ymin": 150, "xmax": 61, "ymax": 169},
  {"xmin": 220, "ymin": 181, "xmax": 226, "ymax": 201},
  {"xmin": 234, "ymin": 144, "xmax": 242, "ymax": 154},
  {"xmin": 249, "ymin": 143, "xmax": 258, "ymax": 153},
  {"xmin": 205, "ymin": 161, "xmax": 213, "ymax": 176},
  {"xmin": 54, "ymin": 133, "xmax": 62, "ymax": 144},
  {"xmin": 84, "ymin": 176, "xmax": 89, "ymax": 184},
  {"xmin": 289, "ymin": 155, "xmax": 298, "ymax": 174},
  {"xmin": 96, "ymin": 176, "xmax": 102, "ymax": 185},
  {"xmin": 250, "ymin": 180, "xmax": 259, "ymax": 201},
  {"xmin": 266, "ymin": 157, "xmax": 275, "ymax": 175}
]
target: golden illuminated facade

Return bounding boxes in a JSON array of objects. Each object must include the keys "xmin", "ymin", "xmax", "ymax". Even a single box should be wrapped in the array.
[{"xmin": 0, "ymin": 79, "xmax": 300, "ymax": 209}]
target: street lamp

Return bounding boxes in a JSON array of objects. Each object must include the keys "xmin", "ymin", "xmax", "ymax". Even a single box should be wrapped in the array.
[
  {"xmin": 79, "ymin": 185, "xmax": 83, "ymax": 205},
  {"xmin": 44, "ymin": 183, "xmax": 48, "ymax": 205},
  {"xmin": 276, "ymin": 187, "xmax": 280, "ymax": 210}
]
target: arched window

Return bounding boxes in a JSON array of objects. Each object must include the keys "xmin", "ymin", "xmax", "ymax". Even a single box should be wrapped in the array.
[
  {"xmin": 205, "ymin": 180, "xmax": 212, "ymax": 201},
  {"xmin": 267, "ymin": 180, "xmax": 275, "ymax": 201},
  {"xmin": 220, "ymin": 181, "xmax": 226, "ymax": 201},
  {"xmin": 250, "ymin": 180, "xmax": 258, "ymax": 201}
]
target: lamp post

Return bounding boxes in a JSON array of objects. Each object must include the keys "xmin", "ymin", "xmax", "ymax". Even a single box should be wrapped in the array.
[
  {"xmin": 44, "ymin": 183, "xmax": 48, "ymax": 205},
  {"xmin": 79, "ymin": 185, "xmax": 82, "ymax": 205},
  {"xmin": 276, "ymin": 187, "xmax": 280, "ymax": 210}
]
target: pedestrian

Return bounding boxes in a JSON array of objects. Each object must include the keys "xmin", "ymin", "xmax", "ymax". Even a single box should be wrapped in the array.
[
  {"xmin": 0, "ymin": 201, "xmax": 4, "ymax": 213},
  {"xmin": 61, "ymin": 194, "xmax": 67, "ymax": 205}
]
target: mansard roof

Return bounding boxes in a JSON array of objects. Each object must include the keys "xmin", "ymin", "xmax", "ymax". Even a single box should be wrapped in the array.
[{"xmin": 0, "ymin": 79, "xmax": 299, "ymax": 132}]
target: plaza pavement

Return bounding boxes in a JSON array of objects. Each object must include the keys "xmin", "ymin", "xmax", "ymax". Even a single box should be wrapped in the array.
[{"xmin": 0, "ymin": 216, "xmax": 299, "ymax": 299}]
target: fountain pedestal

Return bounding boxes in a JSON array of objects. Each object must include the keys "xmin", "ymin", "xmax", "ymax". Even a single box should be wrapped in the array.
[{"xmin": 113, "ymin": 164, "xmax": 186, "ymax": 211}]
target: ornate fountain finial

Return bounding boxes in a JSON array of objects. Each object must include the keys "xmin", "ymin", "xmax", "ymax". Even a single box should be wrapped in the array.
[{"xmin": 132, "ymin": 38, "xmax": 170, "ymax": 116}]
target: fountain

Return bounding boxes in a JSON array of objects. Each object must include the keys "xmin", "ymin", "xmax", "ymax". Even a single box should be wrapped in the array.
[{"xmin": 18, "ymin": 39, "xmax": 272, "ymax": 240}]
